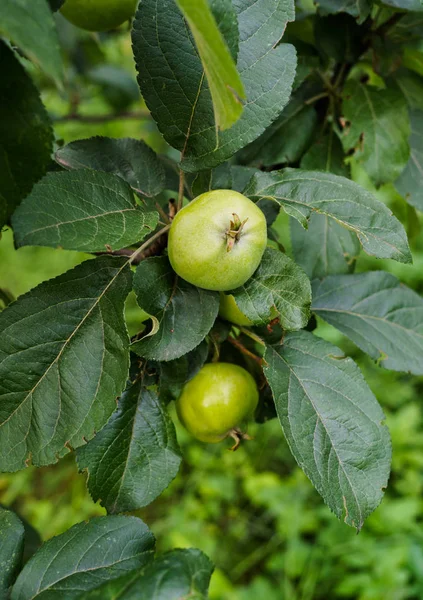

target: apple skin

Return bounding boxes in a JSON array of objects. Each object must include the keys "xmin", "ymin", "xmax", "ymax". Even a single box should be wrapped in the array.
[
  {"xmin": 60, "ymin": 0, "xmax": 137, "ymax": 32},
  {"xmin": 168, "ymin": 190, "xmax": 267, "ymax": 291},
  {"xmin": 176, "ymin": 362, "xmax": 259, "ymax": 444},
  {"xmin": 219, "ymin": 293, "xmax": 253, "ymax": 327}
]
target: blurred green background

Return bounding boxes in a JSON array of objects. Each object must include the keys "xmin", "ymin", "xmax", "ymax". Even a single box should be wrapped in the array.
[{"xmin": 1, "ymin": 8, "xmax": 423, "ymax": 600}]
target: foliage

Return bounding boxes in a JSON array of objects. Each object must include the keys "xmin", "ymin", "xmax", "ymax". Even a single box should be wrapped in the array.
[{"xmin": 1, "ymin": 0, "xmax": 423, "ymax": 596}]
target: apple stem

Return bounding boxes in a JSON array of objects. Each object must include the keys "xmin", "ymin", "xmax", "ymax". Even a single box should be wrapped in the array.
[{"xmin": 226, "ymin": 213, "xmax": 248, "ymax": 252}]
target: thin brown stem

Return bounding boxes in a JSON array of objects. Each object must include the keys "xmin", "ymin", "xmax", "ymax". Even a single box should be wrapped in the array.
[
  {"xmin": 177, "ymin": 170, "xmax": 185, "ymax": 212},
  {"xmin": 228, "ymin": 336, "xmax": 264, "ymax": 367},
  {"xmin": 305, "ymin": 92, "xmax": 329, "ymax": 105},
  {"xmin": 52, "ymin": 110, "xmax": 150, "ymax": 124},
  {"xmin": 129, "ymin": 225, "xmax": 171, "ymax": 264}
]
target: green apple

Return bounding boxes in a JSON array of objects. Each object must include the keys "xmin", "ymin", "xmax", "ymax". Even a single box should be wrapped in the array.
[
  {"xmin": 168, "ymin": 190, "xmax": 267, "ymax": 291},
  {"xmin": 219, "ymin": 293, "xmax": 253, "ymax": 326}
]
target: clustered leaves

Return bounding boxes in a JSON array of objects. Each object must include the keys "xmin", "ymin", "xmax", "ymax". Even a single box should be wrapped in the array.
[{"xmin": 1, "ymin": 0, "xmax": 423, "ymax": 596}]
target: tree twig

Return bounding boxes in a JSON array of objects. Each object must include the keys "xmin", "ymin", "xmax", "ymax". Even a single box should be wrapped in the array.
[
  {"xmin": 177, "ymin": 170, "xmax": 185, "ymax": 212},
  {"xmin": 228, "ymin": 335, "xmax": 265, "ymax": 366},
  {"xmin": 129, "ymin": 224, "xmax": 171, "ymax": 264}
]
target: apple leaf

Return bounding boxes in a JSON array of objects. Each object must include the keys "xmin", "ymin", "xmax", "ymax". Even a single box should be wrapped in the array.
[
  {"xmin": 132, "ymin": 0, "xmax": 296, "ymax": 172},
  {"xmin": 300, "ymin": 129, "xmax": 349, "ymax": 176},
  {"xmin": 55, "ymin": 137, "xmax": 166, "ymax": 198},
  {"xmin": 78, "ymin": 548, "xmax": 214, "ymax": 600},
  {"xmin": 380, "ymin": 0, "xmax": 423, "ymax": 10},
  {"xmin": 0, "ymin": 256, "xmax": 132, "ymax": 472},
  {"xmin": 175, "ymin": 0, "xmax": 245, "ymax": 131},
  {"xmin": 12, "ymin": 170, "xmax": 159, "ymax": 252},
  {"xmin": 314, "ymin": 0, "xmax": 373, "ymax": 23},
  {"xmin": 77, "ymin": 382, "xmax": 181, "ymax": 513},
  {"xmin": 158, "ymin": 341, "xmax": 209, "ymax": 404},
  {"xmin": 264, "ymin": 331, "xmax": 391, "ymax": 530},
  {"xmin": 0, "ymin": 507, "xmax": 24, "ymax": 596},
  {"xmin": 341, "ymin": 81, "xmax": 410, "ymax": 186},
  {"xmin": 395, "ymin": 110, "xmax": 423, "ymax": 212},
  {"xmin": 230, "ymin": 248, "xmax": 311, "ymax": 330},
  {"xmin": 244, "ymin": 169, "xmax": 411, "ymax": 263},
  {"xmin": 0, "ymin": 0, "xmax": 63, "ymax": 85},
  {"xmin": 131, "ymin": 257, "xmax": 219, "ymax": 361},
  {"xmin": 312, "ymin": 272, "xmax": 423, "ymax": 375},
  {"xmin": 0, "ymin": 41, "xmax": 53, "ymax": 228},
  {"xmin": 10, "ymin": 516, "xmax": 155, "ymax": 600}
]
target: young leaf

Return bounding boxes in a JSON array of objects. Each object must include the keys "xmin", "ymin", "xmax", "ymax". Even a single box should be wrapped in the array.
[
  {"xmin": 131, "ymin": 257, "xmax": 219, "ymax": 361},
  {"xmin": 264, "ymin": 331, "xmax": 391, "ymax": 530},
  {"xmin": 55, "ymin": 137, "xmax": 166, "ymax": 198},
  {"xmin": 291, "ymin": 213, "xmax": 360, "ymax": 279},
  {"xmin": 0, "ymin": 256, "xmax": 132, "ymax": 472},
  {"xmin": 12, "ymin": 170, "xmax": 159, "ymax": 252},
  {"xmin": 395, "ymin": 110, "xmax": 423, "ymax": 211},
  {"xmin": 0, "ymin": 0, "xmax": 63, "ymax": 85},
  {"xmin": 314, "ymin": 0, "xmax": 373, "ymax": 23},
  {"xmin": 175, "ymin": 0, "xmax": 245, "ymax": 131},
  {"xmin": 341, "ymin": 81, "xmax": 410, "ymax": 186},
  {"xmin": 244, "ymin": 169, "xmax": 412, "ymax": 263},
  {"xmin": 132, "ymin": 0, "xmax": 296, "ymax": 172},
  {"xmin": 312, "ymin": 272, "xmax": 423, "ymax": 375},
  {"xmin": 11, "ymin": 516, "xmax": 155, "ymax": 600},
  {"xmin": 230, "ymin": 248, "xmax": 312, "ymax": 330},
  {"xmin": 0, "ymin": 41, "xmax": 53, "ymax": 228},
  {"xmin": 79, "ymin": 548, "xmax": 214, "ymax": 600},
  {"xmin": 77, "ymin": 382, "xmax": 181, "ymax": 513},
  {"xmin": 0, "ymin": 507, "xmax": 24, "ymax": 595}
]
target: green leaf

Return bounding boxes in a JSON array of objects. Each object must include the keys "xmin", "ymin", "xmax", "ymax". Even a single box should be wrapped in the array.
[
  {"xmin": 175, "ymin": 0, "xmax": 245, "ymax": 130},
  {"xmin": 230, "ymin": 248, "xmax": 311, "ymax": 330},
  {"xmin": 0, "ymin": 256, "xmax": 132, "ymax": 472},
  {"xmin": 238, "ymin": 85, "xmax": 319, "ymax": 166},
  {"xmin": 300, "ymin": 130, "xmax": 349, "ymax": 176},
  {"xmin": 314, "ymin": 0, "xmax": 373, "ymax": 23},
  {"xmin": 0, "ymin": 0, "xmax": 63, "ymax": 84},
  {"xmin": 291, "ymin": 213, "xmax": 360, "ymax": 279},
  {"xmin": 79, "ymin": 548, "xmax": 214, "ymax": 600},
  {"xmin": 314, "ymin": 13, "xmax": 364, "ymax": 62},
  {"xmin": 387, "ymin": 12, "xmax": 423, "ymax": 43},
  {"xmin": 190, "ymin": 162, "xmax": 232, "ymax": 197},
  {"xmin": 341, "ymin": 81, "xmax": 410, "ymax": 186},
  {"xmin": 380, "ymin": 0, "xmax": 423, "ymax": 10},
  {"xmin": 244, "ymin": 169, "xmax": 412, "ymax": 263},
  {"xmin": 264, "ymin": 330, "xmax": 391, "ymax": 530},
  {"xmin": 395, "ymin": 110, "xmax": 423, "ymax": 211},
  {"xmin": 77, "ymin": 382, "xmax": 181, "ymax": 513},
  {"xmin": 394, "ymin": 70, "xmax": 423, "ymax": 110},
  {"xmin": 0, "ymin": 507, "xmax": 24, "ymax": 595},
  {"xmin": 11, "ymin": 516, "xmax": 155, "ymax": 600},
  {"xmin": 55, "ymin": 137, "xmax": 165, "ymax": 198},
  {"xmin": 158, "ymin": 341, "xmax": 209, "ymax": 404},
  {"xmin": 312, "ymin": 272, "xmax": 423, "ymax": 374},
  {"xmin": 48, "ymin": 0, "xmax": 65, "ymax": 11},
  {"xmin": 12, "ymin": 170, "xmax": 159, "ymax": 252},
  {"xmin": 131, "ymin": 257, "xmax": 219, "ymax": 361},
  {"xmin": 132, "ymin": 0, "xmax": 296, "ymax": 172},
  {"xmin": 0, "ymin": 41, "xmax": 53, "ymax": 228}
]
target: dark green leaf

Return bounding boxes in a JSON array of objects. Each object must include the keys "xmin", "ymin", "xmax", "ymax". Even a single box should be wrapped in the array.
[
  {"xmin": 0, "ymin": 507, "xmax": 24, "ymax": 595},
  {"xmin": 11, "ymin": 516, "xmax": 155, "ymax": 600},
  {"xmin": 291, "ymin": 213, "xmax": 360, "ymax": 279},
  {"xmin": 131, "ymin": 257, "xmax": 219, "ymax": 361},
  {"xmin": 0, "ymin": 41, "xmax": 53, "ymax": 228},
  {"xmin": 48, "ymin": 0, "xmax": 65, "ymax": 11},
  {"xmin": 158, "ymin": 341, "xmax": 209, "ymax": 404},
  {"xmin": 56, "ymin": 137, "xmax": 165, "ymax": 198},
  {"xmin": 264, "ymin": 330, "xmax": 391, "ymax": 530},
  {"xmin": 191, "ymin": 162, "xmax": 232, "ymax": 197},
  {"xmin": 394, "ymin": 70, "xmax": 423, "ymax": 110},
  {"xmin": 79, "ymin": 548, "xmax": 214, "ymax": 600},
  {"xmin": 0, "ymin": 0, "xmax": 63, "ymax": 84},
  {"xmin": 87, "ymin": 66, "xmax": 140, "ymax": 112},
  {"xmin": 238, "ymin": 85, "xmax": 319, "ymax": 166},
  {"xmin": 0, "ymin": 256, "xmax": 132, "ymax": 472},
  {"xmin": 395, "ymin": 110, "xmax": 423, "ymax": 211},
  {"xmin": 132, "ymin": 0, "xmax": 296, "ymax": 172},
  {"xmin": 77, "ymin": 383, "xmax": 181, "ymax": 513},
  {"xmin": 175, "ymin": 0, "xmax": 245, "ymax": 130},
  {"xmin": 314, "ymin": 0, "xmax": 373, "ymax": 23},
  {"xmin": 387, "ymin": 12, "xmax": 423, "ymax": 44},
  {"xmin": 230, "ymin": 248, "xmax": 311, "ymax": 330},
  {"xmin": 245, "ymin": 169, "xmax": 412, "ymax": 263},
  {"xmin": 341, "ymin": 81, "xmax": 410, "ymax": 185},
  {"xmin": 231, "ymin": 165, "xmax": 258, "ymax": 193},
  {"xmin": 312, "ymin": 272, "xmax": 423, "ymax": 374},
  {"xmin": 314, "ymin": 14, "xmax": 364, "ymax": 62},
  {"xmin": 380, "ymin": 0, "xmax": 423, "ymax": 10},
  {"xmin": 300, "ymin": 129, "xmax": 349, "ymax": 176},
  {"xmin": 12, "ymin": 170, "xmax": 159, "ymax": 252}
]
